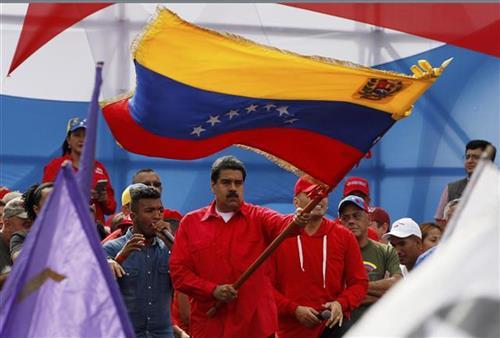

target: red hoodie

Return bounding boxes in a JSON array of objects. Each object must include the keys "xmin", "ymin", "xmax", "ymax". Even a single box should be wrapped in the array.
[{"xmin": 272, "ymin": 218, "xmax": 368, "ymax": 338}]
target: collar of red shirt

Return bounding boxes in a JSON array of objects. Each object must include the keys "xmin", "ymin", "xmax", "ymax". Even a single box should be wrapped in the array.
[{"xmin": 200, "ymin": 200, "xmax": 250, "ymax": 222}]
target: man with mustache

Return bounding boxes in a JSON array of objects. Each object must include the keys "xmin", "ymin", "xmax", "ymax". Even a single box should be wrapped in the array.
[{"xmin": 170, "ymin": 156, "xmax": 310, "ymax": 338}]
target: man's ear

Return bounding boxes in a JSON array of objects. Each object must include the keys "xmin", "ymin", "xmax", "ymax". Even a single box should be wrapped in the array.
[
  {"xmin": 293, "ymin": 196, "xmax": 300, "ymax": 209},
  {"xmin": 130, "ymin": 211, "xmax": 137, "ymax": 223},
  {"xmin": 33, "ymin": 204, "xmax": 40, "ymax": 215},
  {"xmin": 210, "ymin": 181, "xmax": 216, "ymax": 194}
]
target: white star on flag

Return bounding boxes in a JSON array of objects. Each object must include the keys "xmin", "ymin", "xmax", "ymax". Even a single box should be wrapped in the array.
[
  {"xmin": 245, "ymin": 104, "xmax": 258, "ymax": 113},
  {"xmin": 190, "ymin": 125, "xmax": 206, "ymax": 137},
  {"xmin": 284, "ymin": 118, "xmax": 299, "ymax": 124},
  {"xmin": 264, "ymin": 103, "xmax": 277, "ymax": 111},
  {"xmin": 276, "ymin": 106, "xmax": 290, "ymax": 116},
  {"xmin": 226, "ymin": 109, "xmax": 239, "ymax": 120},
  {"xmin": 206, "ymin": 115, "xmax": 221, "ymax": 127}
]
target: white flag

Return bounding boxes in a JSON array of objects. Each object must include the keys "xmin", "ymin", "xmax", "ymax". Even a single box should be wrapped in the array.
[{"xmin": 345, "ymin": 160, "xmax": 500, "ymax": 338}]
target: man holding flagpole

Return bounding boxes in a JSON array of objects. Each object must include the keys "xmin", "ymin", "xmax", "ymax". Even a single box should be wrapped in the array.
[{"xmin": 170, "ymin": 156, "xmax": 310, "ymax": 338}]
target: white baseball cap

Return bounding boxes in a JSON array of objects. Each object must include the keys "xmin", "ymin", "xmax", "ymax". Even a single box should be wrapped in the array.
[{"xmin": 382, "ymin": 217, "xmax": 421, "ymax": 240}]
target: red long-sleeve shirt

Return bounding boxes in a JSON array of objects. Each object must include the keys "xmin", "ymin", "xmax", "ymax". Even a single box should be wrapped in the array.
[
  {"xmin": 272, "ymin": 218, "xmax": 368, "ymax": 338},
  {"xmin": 42, "ymin": 154, "xmax": 116, "ymax": 224},
  {"xmin": 170, "ymin": 201, "xmax": 298, "ymax": 338}
]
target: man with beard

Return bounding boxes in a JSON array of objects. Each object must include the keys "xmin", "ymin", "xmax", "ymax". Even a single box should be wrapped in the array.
[
  {"xmin": 104, "ymin": 185, "xmax": 174, "ymax": 338},
  {"xmin": 170, "ymin": 156, "xmax": 310, "ymax": 338},
  {"xmin": 272, "ymin": 176, "xmax": 367, "ymax": 338}
]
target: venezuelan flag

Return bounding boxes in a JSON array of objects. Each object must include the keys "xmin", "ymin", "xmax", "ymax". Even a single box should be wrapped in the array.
[{"xmin": 102, "ymin": 8, "xmax": 450, "ymax": 187}]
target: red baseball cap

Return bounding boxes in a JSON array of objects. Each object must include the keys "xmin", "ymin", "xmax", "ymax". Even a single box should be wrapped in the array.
[
  {"xmin": 0, "ymin": 186, "xmax": 11, "ymax": 200},
  {"xmin": 294, "ymin": 176, "xmax": 316, "ymax": 196},
  {"xmin": 343, "ymin": 177, "xmax": 370, "ymax": 197},
  {"xmin": 369, "ymin": 207, "xmax": 390, "ymax": 226}
]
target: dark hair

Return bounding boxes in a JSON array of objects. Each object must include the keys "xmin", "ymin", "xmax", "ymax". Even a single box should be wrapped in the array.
[
  {"xmin": 132, "ymin": 168, "xmax": 156, "ymax": 183},
  {"xmin": 130, "ymin": 186, "xmax": 161, "ymax": 212},
  {"xmin": 23, "ymin": 182, "xmax": 54, "ymax": 221},
  {"xmin": 61, "ymin": 139, "xmax": 70, "ymax": 155},
  {"xmin": 420, "ymin": 222, "xmax": 443, "ymax": 240},
  {"xmin": 466, "ymin": 140, "xmax": 496, "ymax": 161},
  {"xmin": 211, "ymin": 156, "xmax": 247, "ymax": 182}
]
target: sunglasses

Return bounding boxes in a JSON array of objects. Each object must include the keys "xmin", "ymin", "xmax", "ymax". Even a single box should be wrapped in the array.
[{"xmin": 142, "ymin": 181, "xmax": 162, "ymax": 188}]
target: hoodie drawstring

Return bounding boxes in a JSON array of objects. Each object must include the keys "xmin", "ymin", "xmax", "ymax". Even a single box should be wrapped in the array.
[{"xmin": 297, "ymin": 235, "xmax": 328, "ymax": 288}]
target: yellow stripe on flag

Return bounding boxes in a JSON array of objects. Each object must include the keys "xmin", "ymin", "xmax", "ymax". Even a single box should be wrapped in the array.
[{"xmin": 133, "ymin": 8, "xmax": 449, "ymax": 119}]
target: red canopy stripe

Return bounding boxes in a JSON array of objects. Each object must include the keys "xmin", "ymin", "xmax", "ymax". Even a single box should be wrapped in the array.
[{"xmin": 8, "ymin": 3, "xmax": 113, "ymax": 75}]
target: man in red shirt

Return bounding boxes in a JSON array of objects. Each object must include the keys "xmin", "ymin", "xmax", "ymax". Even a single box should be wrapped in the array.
[
  {"xmin": 170, "ymin": 156, "xmax": 309, "ymax": 338},
  {"xmin": 272, "ymin": 176, "xmax": 368, "ymax": 338}
]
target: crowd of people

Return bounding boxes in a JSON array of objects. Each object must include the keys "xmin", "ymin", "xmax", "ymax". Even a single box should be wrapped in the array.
[{"xmin": 0, "ymin": 117, "xmax": 496, "ymax": 338}]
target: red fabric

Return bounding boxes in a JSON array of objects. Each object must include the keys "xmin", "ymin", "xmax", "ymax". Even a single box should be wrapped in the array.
[
  {"xmin": 284, "ymin": 3, "xmax": 500, "ymax": 57},
  {"xmin": 0, "ymin": 187, "xmax": 11, "ymax": 200},
  {"xmin": 103, "ymin": 98, "xmax": 364, "ymax": 187},
  {"xmin": 163, "ymin": 208, "xmax": 183, "ymax": 221},
  {"xmin": 8, "ymin": 3, "xmax": 113, "ymax": 75},
  {"xmin": 170, "ymin": 201, "xmax": 298, "ymax": 338},
  {"xmin": 367, "ymin": 227, "xmax": 380, "ymax": 242},
  {"xmin": 42, "ymin": 154, "xmax": 116, "ymax": 224},
  {"xmin": 272, "ymin": 219, "xmax": 368, "ymax": 337},
  {"xmin": 101, "ymin": 228, "xmax": 122, "ymax": 244}
]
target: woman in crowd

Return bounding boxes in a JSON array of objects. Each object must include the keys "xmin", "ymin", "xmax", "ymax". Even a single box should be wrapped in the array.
[
  {"xmin": 420, "ymin": 222, "xmax": 443, "ymax": 252},
  {"xmin": 42, "ymin": 117, "xmax": 116, "ymax": 224}
]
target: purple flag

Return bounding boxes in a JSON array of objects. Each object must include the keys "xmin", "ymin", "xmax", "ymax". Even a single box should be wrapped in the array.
[
  {"xmin": 0, "ymin": 164, "xmax": 134, "ymax": 338},
  {"xmin": 77, "ymin": 62, "xmax": 103, "ymax": 203}
]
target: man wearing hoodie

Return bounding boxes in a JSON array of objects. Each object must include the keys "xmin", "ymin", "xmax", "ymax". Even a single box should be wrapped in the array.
[{"xmin": 272, "ymin": 176, "xmax": 368, "ymax": 338}]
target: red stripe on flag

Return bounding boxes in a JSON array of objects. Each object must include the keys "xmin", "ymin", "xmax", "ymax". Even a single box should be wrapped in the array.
[{"xmin": 103, "ymin": 98, "xmax": 364, "ymax": 187}]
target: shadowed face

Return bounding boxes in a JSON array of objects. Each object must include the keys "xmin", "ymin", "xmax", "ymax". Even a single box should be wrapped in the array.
[
  {"xmin": 340, "ymin": 203, "xmax": 369, "ymax": 241},
  {"xmin": 133, "ymin": 171, "xmax": 163, "ymax": 194},
  {"xmin": 389, "ymin": 236, "xmax": 422, "ymax": 270},
  {"xmin": 67, "ymin": 128, "xmax": 86, "ymax": 155},
  {"xmin": 131, "ymin": 198, "xmax": 163, "ymax": 238},
  {"xmin": 211, "ymin": 169, "xmax": 244, "ymax": 212},
  {"xmin": 422, "ymin": 227, "xmax": 442, "ymax": 251},
  {"xmin": 464, "ymin": 148, "xmax": 482, "ymax": 175}
]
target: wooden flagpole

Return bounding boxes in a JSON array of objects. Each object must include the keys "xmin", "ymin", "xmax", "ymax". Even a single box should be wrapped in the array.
[{"xmin": 207, "ymin": 184, "xmax": 332, "ymax": 317}]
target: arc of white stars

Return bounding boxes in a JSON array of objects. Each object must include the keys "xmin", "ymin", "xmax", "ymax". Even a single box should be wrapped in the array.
[
  {"xmin": 206, "ymin": 115, "xmax": 221, "ymax": 127},
  {"xmin": 276, "ymin": 106, "xmax": 290, "ymax": 116},
  {"xmin": 264, "ymin": 103, "xmax": 277, "ymax": 111},
  {"xmin": 284, "ymin": 118, "xmax": 299, "ymax": 124},
  {"xmin": 245, "ymin": 104, "xmax": 258, "ymax": 113},
  {"xmin": 190, "ymin": 125, "xmax": 206, "ymax": 137},
  {"xmin": 226, "ymin": 109, "xmax": 239, "ymax": 120}
]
